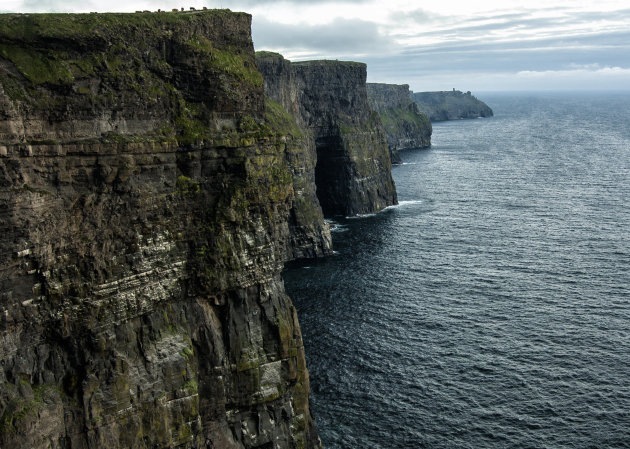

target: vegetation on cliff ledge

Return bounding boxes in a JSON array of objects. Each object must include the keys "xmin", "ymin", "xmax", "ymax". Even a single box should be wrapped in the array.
[
  {"xmin": 291, "ymin": 59, "xmax": 366, "ymax": 68},
  {"xmin": 264, "ymin": 97, "xmax": 303, "ymax": 138},
  {"xmin": 379, "ymin": 105, "xmax": 431, "ymax": 132}
]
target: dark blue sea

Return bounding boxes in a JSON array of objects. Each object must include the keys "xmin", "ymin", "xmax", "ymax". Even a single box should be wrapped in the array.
[{"xmin": 283, "ymin": 92, "xmax": 630, "ymax": 448}]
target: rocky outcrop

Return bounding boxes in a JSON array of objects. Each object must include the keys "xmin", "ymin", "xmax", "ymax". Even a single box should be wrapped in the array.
[
  {"xmin": 256, "ymin": 52, "xmax": 397, "ymax": 217},
  {"xmin": 412, "ymin": 90, "xmax": 493, "ymax": 121},
  {"xmin": 0, "ymin": 11, "xmax": 323, "ymax": 449},
  {"xmin": 366, "ymin": 83, "xmax": 431, "ymax": 164},
  {"xmin": 265, "ymin": 99, "xmax": 331, "ymax": 260}
]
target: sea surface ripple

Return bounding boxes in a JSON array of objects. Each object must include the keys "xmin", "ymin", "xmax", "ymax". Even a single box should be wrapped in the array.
[{"xmin": 283, "ymin": 92, "xmax": 630, "ymax": 449}]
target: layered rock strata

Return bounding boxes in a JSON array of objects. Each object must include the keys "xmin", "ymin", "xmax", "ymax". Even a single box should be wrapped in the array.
[
  {"xmin": 411, "ymin": 90, "xmax": 493, "ymax": 121},
  {"xmin": 366, "ymin": 83, "xmax": 431, "ymax": 164},
  {"xmin": 256, "ymin": 52, "xmax": 397, "ymax": 217},
  {"xmin": 0, "ymin": 11, "xmax": 324, "ymax": 449}
]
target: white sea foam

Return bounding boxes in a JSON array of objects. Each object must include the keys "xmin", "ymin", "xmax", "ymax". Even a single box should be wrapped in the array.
[
  {"xmin": 346, "ymin": 199, "xmax": 423, "ymax": 217},
  {"xmin": 381, "ymin": 200, "xmax": 423, "ymax": 211},
  {"xmin": 346, "ymin": 213, "xmax": 377, "ymax": 219},
  {"xmin": 398, "ymin": 200, "xmax": 423, "ymax": 206}
]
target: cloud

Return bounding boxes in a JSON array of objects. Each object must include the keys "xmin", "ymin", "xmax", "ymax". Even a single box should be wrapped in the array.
[
  {"xmin": 567, "ymin": 63, "xmax": 605, "ymax": 70},
  {"xmin": 18, "ymin": 0, "xmax": 98, "ymax": 10},
  {"xmin": 389, "ymin": 8, "xmax": 440, "ymax": 25},
  {"xmin": 392, "ymin": 5, "xmax": 630, "ymax": 47},
  {"xmin": 517, "ymin": 65, "xmax": 630, "ymax": 77},
  {"xmin": 253, "ymin": 16, "xmax": 394, "ymax": 57},
  {"xmin": 392, "ymin": 26, "xmax": 630, "ymax": 73},
  {"xmin": 509, "ymin": 65, "xmax": 630, "ymax": 90},
  {"xmin": 1, "ymin": 0, "xmax": 175, "ymax": 12}
]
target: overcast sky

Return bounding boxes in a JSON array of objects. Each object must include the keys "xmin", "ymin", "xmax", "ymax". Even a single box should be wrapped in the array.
[{"xmin": 2, "ymin": 0, "xmax": 629, "ymax": 92}]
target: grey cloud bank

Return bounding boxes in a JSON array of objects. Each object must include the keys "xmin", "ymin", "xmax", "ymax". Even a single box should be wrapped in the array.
[{"xmin": 253, "ymin": 17, "xmax": 393, "ymax": 56}]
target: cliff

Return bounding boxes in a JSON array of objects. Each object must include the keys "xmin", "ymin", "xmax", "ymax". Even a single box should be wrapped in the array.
[
  {"xmin": 256, "ymin": 52, "xmax": 397, "ymax": 217},
  {"xmin": 265, "ymin": 99, "xmax": 331, "ymax": 260},
  {"xmin": 366, "ymin": 83, "xmax": 431, "ymax": 164},
  {"xmin": 411, "ymin": 90, "xmax": 493, "ymax": 121},
  {"xmin": 0, "ymin": 11, "xmax": 324, "ymax": 449}
]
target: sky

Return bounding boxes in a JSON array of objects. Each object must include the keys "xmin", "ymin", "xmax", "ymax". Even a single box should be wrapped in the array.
[{"xmin": 2, "ymin": 0, "xmax": 630, "ymax": 92}]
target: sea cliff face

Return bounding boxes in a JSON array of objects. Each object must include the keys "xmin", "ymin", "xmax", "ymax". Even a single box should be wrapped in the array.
[
  {"xmin": 0, "ymin": 11, "xmax": 322, "ymax": 449},
  {"xmin": 412, "ymin": 90, "xmax": 493, "ymax": 121},
  {"xmin": 256, "ymin": 52, "xmax": 397, "ymax": 217},
  {"xmin": 366, "ymin": 83, "xmax": 431, "ymax": 164},
  {"xmin": 265, "ymin": 99, "xmax": 331, "ymax": 261}
]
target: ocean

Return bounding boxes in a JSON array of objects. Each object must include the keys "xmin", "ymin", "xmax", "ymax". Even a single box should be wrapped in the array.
[{"xmin": 283, "ymin": 92, "xmax": 630, "ymax": 448}]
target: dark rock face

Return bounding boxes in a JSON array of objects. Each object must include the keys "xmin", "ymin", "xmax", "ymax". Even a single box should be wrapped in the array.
[
  {"xmin": 0, "ymin": 11, "xmax": 321, "ymax": 449},
  {"xmin": 366, "ymin": 83, "xmax": 432, "ymax": 164},
  {"xmin": 283, "ymin": 131, "xmax": 333, "ymax": 259},
  {"xmin": 248, "ymin": 53, "xmax": 332, "ymax": 258},
  {"xmin": 264, "ymin": 102, "xmax": 332, "ymax": 260},
  {"xmin": 256, "ymin": 52, "xmax": 397, "ymax": 217},
  {"xmin": 411, "ymin": 90, "xmax": 493, "ymax": 121}
]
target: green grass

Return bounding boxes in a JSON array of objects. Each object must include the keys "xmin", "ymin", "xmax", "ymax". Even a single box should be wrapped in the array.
[
  {"xmin": 291, "ymin": 59, "xmax": 365, "ymax": 68},
  {"xmin": 0, "ymin": 44, "xmax": 74, "ymax": 85},
  {"xmin": 0, "ymin": 11, "xmax": 245, "ymax": 43},
  {"xmin": 264, "ymin": 97, "xmax": 303, "ymax": 137},
  {"xmin": 255, "ymin": 50, "xmax": 284, "ymax": 59},
  {"xmin": 379, "ymin": 104, "xmax": 430, "ymax": 129},
  {"xmin": 176, "ymin": 175, "xmax": 200, "ymax": 195}
]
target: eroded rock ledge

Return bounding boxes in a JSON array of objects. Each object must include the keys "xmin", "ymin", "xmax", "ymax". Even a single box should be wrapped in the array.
[{"xmin": 0, "ymin": 11, "xmax": 325, "ymax": 448}]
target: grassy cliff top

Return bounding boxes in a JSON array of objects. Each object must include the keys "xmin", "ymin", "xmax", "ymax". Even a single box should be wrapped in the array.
[
  {"xmin": 255, "ymin": 51, "xmax": 285, "ymax": 59},
  {"xmin": 367, "ymin": 82, "xmax": 410, "ymax": 89},
  {"xmin": 255, "ymin": 53, "xmax": 366, "ymax": 70},
  {"xmin": 291, "ymin": 59, "xmax": 365, "ymax": 68},
  {"xmin": 0, "ymin": 10, "xmax": 249, "ymax": 42},
  {"xmin": 0, "ymin": 8, "xmax": 259, "ymax": 92}
]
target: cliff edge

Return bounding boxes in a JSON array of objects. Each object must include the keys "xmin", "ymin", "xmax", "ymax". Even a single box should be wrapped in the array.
[
  {"xmin": 256, "ymin": 52, "xmax": 397, "ymax": 217},
  {"xmin": 366, "ymin": 83, "xmax": 431, "ymax": 164},
  {"xmin": 0, "ymin": 11, "xmax": 322, "ymax": 449},
  {"xmin": 412, "ymin": 90, "xmax": 493, "ymax": 121}
]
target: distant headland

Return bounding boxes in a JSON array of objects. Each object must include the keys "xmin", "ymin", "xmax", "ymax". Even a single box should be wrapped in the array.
[{"xmin": 412, "ymin": 89, "xmax": 494, "ymax": 121}]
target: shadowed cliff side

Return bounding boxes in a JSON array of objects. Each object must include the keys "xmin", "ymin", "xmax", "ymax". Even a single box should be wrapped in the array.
[
  {"xmin": 366, "ymin": 83, "xmax": 431, "ymax": 164},
  {"xmin": 256, "ymin": 52, "xmax": 397, "ymax": 217},
  {"xmin": 0, "ymin": 11, "xmax": 321, "ymax": 449},
  {"xmin": 264, "ymin": 98, "xmax": 331, "ymax": 260},
  {"xmin": 411, "ymin": 90, "xmax": 493, "ymax": 121}
]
